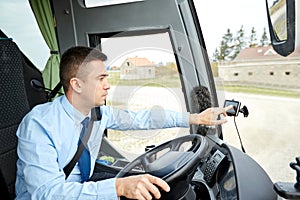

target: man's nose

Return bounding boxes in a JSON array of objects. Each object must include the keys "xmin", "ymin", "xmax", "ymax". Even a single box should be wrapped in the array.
[{"xmin": 104, "ymin": 79, "xmax": 110, "ymax": 90}]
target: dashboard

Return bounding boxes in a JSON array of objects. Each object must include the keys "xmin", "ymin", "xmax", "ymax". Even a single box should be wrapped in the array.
[
  {"xmin": 97, "ymin": 136, "xmax": 277, "ymax": 200},
  {"xmin": 190, "ymin": 137, "xmax": 277, "ymax": 200},
  {"xmin": 192, "ymin": 145, "xmax": 238, "ymax": 200}
]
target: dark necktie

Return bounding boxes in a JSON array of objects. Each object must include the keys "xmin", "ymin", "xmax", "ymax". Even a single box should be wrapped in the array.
[{"xmin": 78, "ymin": 117, "xmax": 91, "ymax": 182}]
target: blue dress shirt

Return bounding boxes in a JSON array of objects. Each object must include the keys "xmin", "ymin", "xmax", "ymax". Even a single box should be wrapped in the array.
[{"xmin": 15, "ymin": 95, "xmax": 189, "ymax": 199}]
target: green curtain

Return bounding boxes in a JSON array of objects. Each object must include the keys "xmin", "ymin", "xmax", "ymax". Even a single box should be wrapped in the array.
[{"xmin": 29, "ymin": 0, "xmax": 62, "ymax": 96}]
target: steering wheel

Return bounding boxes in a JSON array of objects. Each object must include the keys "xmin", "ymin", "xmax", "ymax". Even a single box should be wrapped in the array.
[{"xmin": 116, "ymin": 134, "xmax": 208, "ymax": 199}]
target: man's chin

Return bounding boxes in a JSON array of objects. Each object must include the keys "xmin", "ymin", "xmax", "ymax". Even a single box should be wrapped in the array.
[{"xmin": 95, "ymin": 100, "xmax": 105, "ymax": 107}]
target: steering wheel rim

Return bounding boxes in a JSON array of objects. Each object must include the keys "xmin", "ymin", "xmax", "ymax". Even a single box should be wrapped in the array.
[{"xmin": 116, "ymin": 134, "xmax": 207, "ymax": 183}]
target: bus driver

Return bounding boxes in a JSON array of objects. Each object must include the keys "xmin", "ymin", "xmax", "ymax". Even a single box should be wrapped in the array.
[{"xmin": 15, "ymin": 46, "xmax": 231, "ymax": 200}]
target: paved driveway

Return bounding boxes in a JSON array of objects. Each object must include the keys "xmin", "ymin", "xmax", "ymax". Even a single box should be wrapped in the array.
[
  {"xmin": 221, "ymin": 92, "xmax": 300, "ymax": 183},
  {"xmin": 108, "ymin": 86, "xmax": 300, "ymax": 183}
]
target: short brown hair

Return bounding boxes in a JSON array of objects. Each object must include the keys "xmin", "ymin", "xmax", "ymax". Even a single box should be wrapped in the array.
[{"xmin": 59, "ymin": 46, "xmax": 107, "ymax": 92}]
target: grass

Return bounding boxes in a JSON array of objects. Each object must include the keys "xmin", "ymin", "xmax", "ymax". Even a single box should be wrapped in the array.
[
  {"xmin": 108, "ymin": 71, "xmax": 181, "ymax": 88},
  {"xmin": 108, "ymin": 71, "xmax": 300, "ymax": 98},
  {"xmin": 219, "ymin": 85, "xmax": 300, "ymax": 99}
]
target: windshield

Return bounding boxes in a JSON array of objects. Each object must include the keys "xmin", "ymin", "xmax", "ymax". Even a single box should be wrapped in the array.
[{"xmin": 196, "ymin": 0, "xmax": 300, "ymax": 184}]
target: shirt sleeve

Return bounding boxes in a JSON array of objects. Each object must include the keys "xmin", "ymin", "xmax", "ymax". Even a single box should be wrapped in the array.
[
  {"xmin": 16, "ymin": 114, "xmax": 119, "ymax": 200},
  {"xmin": 102, "ymin": 106, "xmax": 190, "ymax": 130}
]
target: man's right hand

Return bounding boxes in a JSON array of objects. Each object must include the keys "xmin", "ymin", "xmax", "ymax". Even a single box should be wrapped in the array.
[{"xmin": 116, "ymin": 174, "xmax": 170, "ymax": 200}]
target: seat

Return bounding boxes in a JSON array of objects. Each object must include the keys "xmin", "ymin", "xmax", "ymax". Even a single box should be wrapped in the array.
[{"xmin": 0, "ymin": 37, "xmax": 47, "ymax": 199}]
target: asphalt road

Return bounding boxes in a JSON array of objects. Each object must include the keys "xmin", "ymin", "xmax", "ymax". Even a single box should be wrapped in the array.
[
  {"xmin": 108, "ymin": 86, "xmax": 300, "ymax": 184},
  {"xmin": 221, "ymin": 92, "xmax": 300, "ymax": 183}
]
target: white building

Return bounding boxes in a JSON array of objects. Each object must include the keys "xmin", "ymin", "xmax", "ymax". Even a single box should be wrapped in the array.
[
  {"xmin": 120, "ymin": 57, "xmax": 156, "ymax": 80},
  {"xmin": 218, "ymin": 46, "xmax": 300, "ymax": 89}
]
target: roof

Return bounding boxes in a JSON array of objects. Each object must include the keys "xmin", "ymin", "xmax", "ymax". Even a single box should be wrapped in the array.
[
  {"xmin": 234, "ymin": 45, "xmax": 300, "ymax": 61},
  {"xmin": 125, "ymin": 57, "xmax": 155, "ymax": 66}
]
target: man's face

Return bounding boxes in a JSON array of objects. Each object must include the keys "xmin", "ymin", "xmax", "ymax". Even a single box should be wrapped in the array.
[{"xmin": 79, "ymin": 60, "xmax": 110, "ymax": 107}]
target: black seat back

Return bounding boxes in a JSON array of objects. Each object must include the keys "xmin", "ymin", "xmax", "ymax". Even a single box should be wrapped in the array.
[{"xmin": 0, "ymin": 38, "xmax": 47, "ymax": 199}]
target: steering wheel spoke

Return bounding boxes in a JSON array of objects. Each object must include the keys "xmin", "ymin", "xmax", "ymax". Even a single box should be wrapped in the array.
[{"xmin": 117, "ymin": 135, "xmax": 207, "ymax": 179}]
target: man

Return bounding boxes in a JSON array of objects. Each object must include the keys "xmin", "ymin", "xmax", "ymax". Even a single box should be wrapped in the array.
[{"xmin": 15, "ymin": 46, "xmax": 231, "ymax": 200}]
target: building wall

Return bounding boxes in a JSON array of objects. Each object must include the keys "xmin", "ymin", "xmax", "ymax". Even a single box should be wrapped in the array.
[
  {"xmin": 120, "ymin": 66, "xmax": 155, "ymax": 80},
  {"xmin": 218, "ymin": 59, "xmax": 300, "ymax": 89}
]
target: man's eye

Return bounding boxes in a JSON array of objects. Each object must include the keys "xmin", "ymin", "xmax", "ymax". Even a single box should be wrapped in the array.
[
  {"xmin": 98, "ymin": 74, "xmax": 109, "ymax": 80},
  {"xmin": 99, "ymin": 75, "xmax": 108, "ymax": 80}
]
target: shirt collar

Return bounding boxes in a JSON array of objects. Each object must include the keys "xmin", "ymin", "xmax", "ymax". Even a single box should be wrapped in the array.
[{"xmin": 61, "ymin": 95, "xmax": 88, "ymax": 124}]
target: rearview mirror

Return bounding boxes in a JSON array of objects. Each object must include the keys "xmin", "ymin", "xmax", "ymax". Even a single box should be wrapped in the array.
[{"xmin": 266, "ymin": 0, "xmax": 299, "ymax": 56}]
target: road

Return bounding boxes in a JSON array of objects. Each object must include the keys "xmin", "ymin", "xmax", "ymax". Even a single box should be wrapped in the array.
[
  {"xmin": 221, "ymin": 92, "xmax": 300, "ymax": 183},
  {"xmin": 108, "ymin": 86, "xmax": 300, "ymax": 183}
]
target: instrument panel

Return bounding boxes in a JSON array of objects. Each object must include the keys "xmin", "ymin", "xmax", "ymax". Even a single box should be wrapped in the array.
[{"xmin": 192, "ymin": 145, "xmax": 238, "ymax": 200}]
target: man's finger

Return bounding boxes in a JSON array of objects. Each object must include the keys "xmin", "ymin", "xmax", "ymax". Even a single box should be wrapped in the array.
[
  {"xmin": 144, "ymin": 181, "xmax": 161, "ymax": 199},
  {"xmin": 138, "ymin": 185, "xmax": 152, "ymax": 200},
  {"xmin": 224, "ymin": 105, "xmax": 233, "ymax": 112},
  {"xmin": 148, "ymin": 175, "xmax": 170, "ymax": 193},
  {"xmin": 220, "ymin": 105, "xmax": 233, "ymax": 117}
]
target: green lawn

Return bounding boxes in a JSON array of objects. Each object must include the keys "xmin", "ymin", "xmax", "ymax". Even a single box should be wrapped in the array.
[
  {"xmin": 108, "ymin": 71, "xmax": 300, "ymax": 98},
  {"xmin": 219, "ymin": 85, "xmax": 300, "ymax": 98},
  {"xmin": 108, "ymin": 71, "xmax": 181, "ymax": 88}
]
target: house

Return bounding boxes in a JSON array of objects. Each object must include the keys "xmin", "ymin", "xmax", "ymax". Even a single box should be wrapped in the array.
[
  {"xmin": 218, "ymin": 46, "xmax": 300, "ymax": 89},
  {"xmin": 120, "ymin": 57, "xmax": 156, "ymax": 80}
]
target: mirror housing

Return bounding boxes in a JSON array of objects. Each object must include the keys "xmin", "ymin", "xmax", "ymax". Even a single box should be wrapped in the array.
[{"xmin": 266, "ymin": 0, "xmax": 299, "ymax": 56}]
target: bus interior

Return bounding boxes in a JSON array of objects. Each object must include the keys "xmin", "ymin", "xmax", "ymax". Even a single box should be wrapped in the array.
[{"xmin": 0, "ymin": 0, "xmax": 300, "ymax": 199}]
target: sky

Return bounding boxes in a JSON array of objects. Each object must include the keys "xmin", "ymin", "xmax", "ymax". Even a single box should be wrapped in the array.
[
  {"xmin": 0, "ymin": 0, "xmax": 269, "ymax": 70},
  {"xmin": 195, "ymin": 0, "xmax": 269, "ymax": 57}
]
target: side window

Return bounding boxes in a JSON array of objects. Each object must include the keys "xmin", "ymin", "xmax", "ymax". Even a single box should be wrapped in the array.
[
  {"xmin": 0, "ymin": 0, "xmax": 49, "ymax": 70},
  {"xmin": 100, "ymin": 32, "xmax": 189, "ymax": 160}
]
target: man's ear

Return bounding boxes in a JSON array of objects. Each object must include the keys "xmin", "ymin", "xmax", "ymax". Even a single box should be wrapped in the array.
[{"xmin": 70, "ymin": 78, "xmax": 82, "ymax": 93}]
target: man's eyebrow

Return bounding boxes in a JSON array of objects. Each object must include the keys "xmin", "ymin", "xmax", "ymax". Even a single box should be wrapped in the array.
[{"xmin": 97, "ymin": 73, "xmax": 109, "ymax": 78}]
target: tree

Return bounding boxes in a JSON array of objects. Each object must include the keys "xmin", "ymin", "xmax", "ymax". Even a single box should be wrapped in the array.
[
  {"xmin": 260, "ymin": 27, "xmax": 270, "ymax": 46},
  {"xmin": 216, "ymin": 28, "xmax": 235, "ymax": 61},
  {"xmin": 212, "ymin": 26, "xmax": 270, "ymax": 61},
  {"xmin": 212, "ymin": 48, "xmax": 220, "ymax": 62},
  {"xmin": 231, "ymin": 25, "xmax": 247, "ymax": 59},
  {"xmin": 165, "ymin": 62, "xmax": 177, "ymax": 72},
  {"xmin": 248, "ymin": 27, "xmax": 258, "ymax": 47}
]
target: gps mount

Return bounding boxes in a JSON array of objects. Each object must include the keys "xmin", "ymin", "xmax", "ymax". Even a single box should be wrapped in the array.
[{"xmin": 239, "ymin": 105, "xmax": 249, "ymax": 117}]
